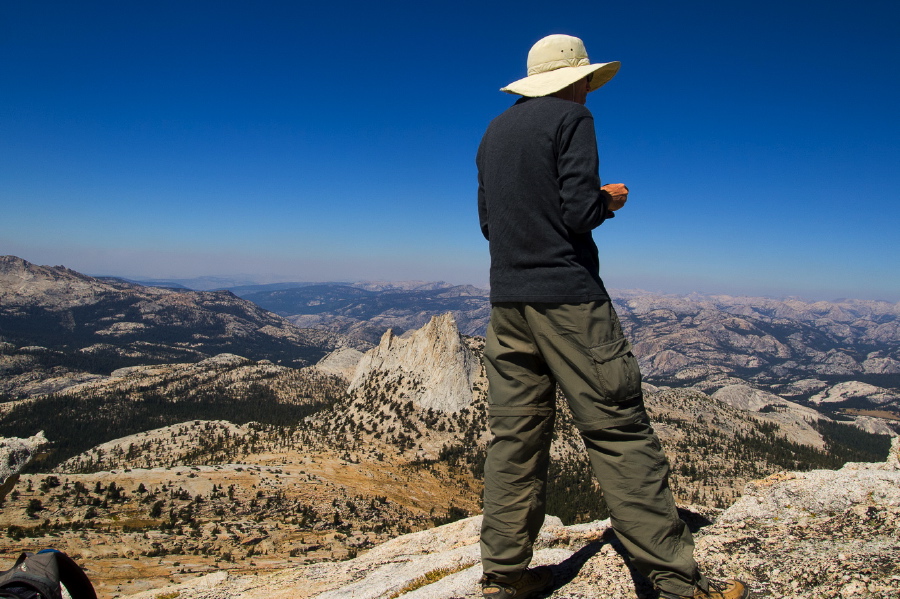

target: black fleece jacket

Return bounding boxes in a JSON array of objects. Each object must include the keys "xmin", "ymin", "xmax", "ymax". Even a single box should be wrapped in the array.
[{"xmin": 477, "ymin": 96, "xmax": 613, "ymax": 304}]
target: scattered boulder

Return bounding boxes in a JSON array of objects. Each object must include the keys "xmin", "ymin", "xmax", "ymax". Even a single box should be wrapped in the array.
[{"xmin": 0, "ymin": 431, "xmax": 48, "ymax": 500}]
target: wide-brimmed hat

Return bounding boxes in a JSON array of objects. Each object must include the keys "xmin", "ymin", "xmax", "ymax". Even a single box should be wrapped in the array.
[{"xmin": 501, "ymin": 34, "xmax": 620, "ymax": 97}]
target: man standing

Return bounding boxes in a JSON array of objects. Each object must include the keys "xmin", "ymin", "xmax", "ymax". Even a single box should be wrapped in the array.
[{"xmin": 476, "ymin": 35, "xmax": 748, "ymax": 599}]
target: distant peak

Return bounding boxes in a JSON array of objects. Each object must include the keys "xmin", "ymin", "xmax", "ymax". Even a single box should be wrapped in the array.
[{"xmin": 349, "ymin": 312, "xmax": 478, "ymax": 413}]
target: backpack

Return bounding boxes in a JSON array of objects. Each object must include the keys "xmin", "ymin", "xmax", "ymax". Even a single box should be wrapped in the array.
[{"xmin": 0, "ymin": 550, "xmax": 97, "ymax": 599}]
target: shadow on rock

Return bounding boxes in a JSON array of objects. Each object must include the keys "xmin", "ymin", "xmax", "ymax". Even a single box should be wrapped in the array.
[
  {"xmin": 545, "ymin": 517, "xmax": 716, "ymax": 599},
  {"xmin": 677, "ymin": 506, "xmax": 715, "ymax": 533},
  {"xmin": 544, "ymin": 528, "xmax": 658, "ymax": 598}
]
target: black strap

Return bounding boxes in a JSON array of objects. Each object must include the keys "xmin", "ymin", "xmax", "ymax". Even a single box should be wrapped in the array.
[{"xmin": 44, "ymin": 551, "xmax": 96, "ymax": 599}]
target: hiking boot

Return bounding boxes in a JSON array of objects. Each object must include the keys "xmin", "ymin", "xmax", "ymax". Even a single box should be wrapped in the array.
[
  {"xmin": 659, "ymin": 579, "xmax": 750, "ymax": 599},
  {"xmin": 480, "ymin": 566, "xmax": 554, "ymax": 598}
]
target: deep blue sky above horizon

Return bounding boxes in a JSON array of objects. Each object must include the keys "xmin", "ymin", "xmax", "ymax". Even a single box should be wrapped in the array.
[{"xmin": 2, "ymin": 1, "xmax": 898, "ymax": 301}]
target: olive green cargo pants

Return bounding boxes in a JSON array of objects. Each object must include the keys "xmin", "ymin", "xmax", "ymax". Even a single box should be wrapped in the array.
[{"xmin": 480, "ymin": 301, "xmax": 705, "ymax": 596}]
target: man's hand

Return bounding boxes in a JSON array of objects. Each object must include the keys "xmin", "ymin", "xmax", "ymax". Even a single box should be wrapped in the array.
[{"xmin": 602, "ymin": 183, "xmax": 629, "ymax": 211}]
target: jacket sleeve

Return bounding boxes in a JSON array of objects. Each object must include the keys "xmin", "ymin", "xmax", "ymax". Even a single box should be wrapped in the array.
[
  {"xmin": 476, "ymin": 140, "xmax": 490, "ymax": 240},
  {"xmin": 557, "ymin": 113, "xmax": 609, "ymax": 234}
]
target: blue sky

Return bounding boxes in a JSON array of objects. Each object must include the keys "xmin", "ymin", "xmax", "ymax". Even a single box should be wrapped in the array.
[{"xmin": 2, "ymin": 1, "xmax": 898, "ymax": 301}]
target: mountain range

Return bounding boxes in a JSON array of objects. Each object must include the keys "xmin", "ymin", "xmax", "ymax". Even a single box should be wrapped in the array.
[
  {"xmin": 0, "ymin": 256, "xmax": 368, "ymax": 400},
  {"xmin": 1, "ymin": 255, "xmax": 899, "ymax": 597},
  {"xmin": 234, "ymin": 281, "xmax": 900, "ymax": 386}
]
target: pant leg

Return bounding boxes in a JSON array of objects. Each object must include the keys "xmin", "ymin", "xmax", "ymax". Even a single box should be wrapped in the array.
[
  {"xmin": 525, "ymin": 301, "xmax": 702, "ymax": 596},
  {"xmin": 480, "ymin": 303, "xmax": 556, "ymax": 580}
]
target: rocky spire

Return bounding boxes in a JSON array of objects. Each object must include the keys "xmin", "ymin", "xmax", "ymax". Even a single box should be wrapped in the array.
[{"xmin": 348, "ymin": 313, "xmax": 479, "ymax": 413}]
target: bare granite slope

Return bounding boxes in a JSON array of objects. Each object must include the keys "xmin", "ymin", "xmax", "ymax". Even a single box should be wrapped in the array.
[
  {"xmin": 710, "ymin": 384, "xmax": 826, "ymax": 448},
  {"xmin": 119, "ymin": 438, "xmax": 900, "ymax": 599}
]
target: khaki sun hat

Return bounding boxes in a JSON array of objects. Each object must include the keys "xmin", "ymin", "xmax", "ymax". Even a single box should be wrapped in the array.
[{"xmin": 501, "ymin": 34, "xmax": 620, "ymax": 97}]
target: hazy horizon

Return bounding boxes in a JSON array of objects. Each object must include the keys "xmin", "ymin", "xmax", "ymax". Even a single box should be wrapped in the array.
[{"xmin": 6, "ymin": 251, "xmax": 896, "ymax": 304}]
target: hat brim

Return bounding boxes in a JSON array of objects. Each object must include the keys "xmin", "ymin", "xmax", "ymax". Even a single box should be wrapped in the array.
[{"xmin": 500, "ymin": 61, "xmax": 620, "ymax": 97}]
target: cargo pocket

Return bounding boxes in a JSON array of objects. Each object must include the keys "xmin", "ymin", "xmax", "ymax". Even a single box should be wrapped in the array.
[{"xmin": 589, "ymin": 336, "xmax": 642, "ymax": 402}]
